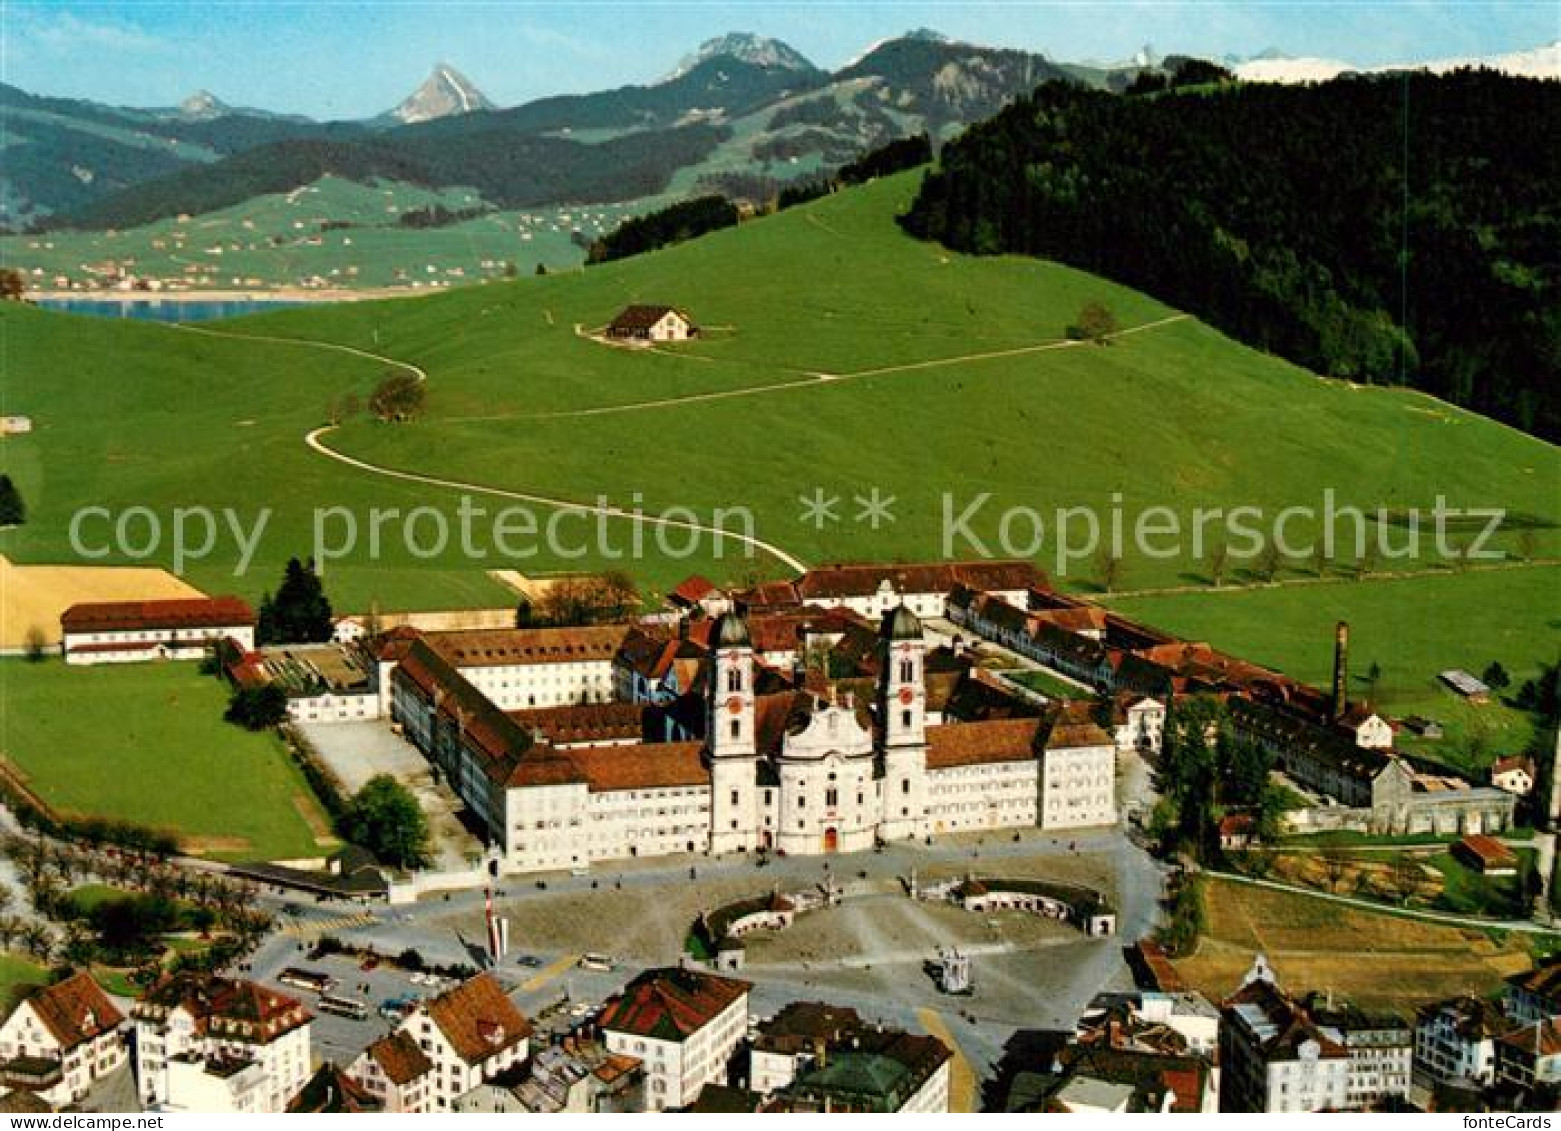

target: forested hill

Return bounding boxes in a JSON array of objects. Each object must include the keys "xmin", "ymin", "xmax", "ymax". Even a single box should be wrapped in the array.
[{"xmin": 900, "ymin": 70, "xmax": 1561, "ymax": 440}]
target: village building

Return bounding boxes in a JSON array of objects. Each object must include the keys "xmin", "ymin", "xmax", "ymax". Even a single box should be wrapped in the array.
[
  {"xmin": 1009, "ymin": 1044, "xmax": 1216, "ymax": 1113},
  {"xmin": 131, "ymin": 974, "xmax": 312, "ymax": 1114},
  {"xmin": 1220, "ymin": 958, "xmax": 1350, "ymax": 1113},
  {"xmin": 1301, "ymin": 993, "xmax": 1414, "ymax": 1109},
  {"xmin": 1337, "ymin": 704, "xmax": 1395, "ymax": 749},
  {"xmin": 1414, "ymin": 995, "xmax": 1511, "ymax": 1089},
  {"xmin": 606, "ymin": 305, "xmax": 697, "ymax": 342},
  {"xmin": 780, "ymin": 1027, "xmax": 952, "ymax": 1113},
  {"xmin": 451, "ymin": 1038, "xmax": 643, "ymax": 1113},
  {"xmin": 1496, "ymin": 1018, "xmax": 1561, "ymax": 1096},
  {"xmin": 0, "ymin": 972, "xmax": 126, "ymax": 1109},
  {"xmin": 224, "ymin": 641, "xmax": 379, "ymax": 723},
  {"xmin": 421, "ymin": 626, "xmax": 627, "ymax": 710},
  {"xmin": 1491, "ymin": 756, "xmax": 1537, "ymax": 796},
  {"xmin": 1077, "ymin": 991, "xmax": 1223, "ymax": 1061},
  {"xmin": 1503, "ymin": 956, "xmax": 1561, "ymax": 1024},
  {"xmin": 736, "ymin": 560, "xmax": 1043, "ymax": 621},
  {"xmin": 347, "ymin": 1032, "xmax": 435, "ymax": 1113},
  {"xmin": 288, "ymin": 1064, "xmax": 382, "ymax": 1113},
  {"xmin": 0, "ymin": 416, "xmax": 32, "ymax": 436},
  {"xmin": 599, "ymin": 967, "xmax": 750, "ymax": 1111},
  {"xmin": 394, "ymin": 974, "xmax": 532, "ymax": 1112},
  {"xmin": 60, "ymin": 596, "xmax": 255, "ymax": 665}
]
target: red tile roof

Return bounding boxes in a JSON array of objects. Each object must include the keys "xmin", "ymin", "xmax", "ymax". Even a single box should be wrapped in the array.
[
  {"xmin": 422, "ymin": 974, "xmax": 533, "ymax": 1065},
  {"xmin": 565, "ymin": 741, "xmax": 709, "ymax": 793},
  {"xmin": 133, "ymin": 973, "xmax": 309, "ymax": 1046},
  {"xmin": 18, "ymin": 971, "xmax": 123, "ymax": 1052},
  {"xmin": 599, "ymin": 968, "xmax": 750, "ymax": 1043},
  {"xmin": 60, "ymin": 596, "xmax": 255, "ymax": 634},
  {"xmin": 926, "ymin": 718, "xmax": 1043, "ymax": 769},
  {"xmin": 423, "ymin": 625, "xmax": 629, "ymax": 668},
  {"xmin": 795, "ymin": 560, "xmax": 1045, "ymax": 601},
  {"xmin": 669, "ymin": 575, "xmax": 718, "ymax": 605},
  {"xmin": 365, "ymin": 1032, "xmax": 434, "ymax": 1085}
]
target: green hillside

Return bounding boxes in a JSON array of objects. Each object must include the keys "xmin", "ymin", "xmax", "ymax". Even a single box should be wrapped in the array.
[
  {"xmin": 2, "ymin": 177, "xmax": 638, "ymax": 291},
  {"xmin": 3, "ymin": 172, "xmax": 1557, "ymax": 631}
]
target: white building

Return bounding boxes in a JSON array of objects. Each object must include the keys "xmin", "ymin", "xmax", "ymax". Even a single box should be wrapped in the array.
[
  {"xmin": 749, "ymin": 1001, "xmax": 952, "ymax": 1112},
  {"xmin": 130, "ymin": 974, "xmax": 312, "ymax": 1114},
  {"xmin": 390, "ymin": 607, "xmax": 1118, "ymax": 875},
  {"xmin": 395, "ymin": 974, "xmax": 531, "ymax": 1112},
  {"xmin": 61, "ymin": 596, "xmax": 256, "ymax": 665},
  {"xmin": 0, "ymin": 972, "xmax": 126, "ymax": 1108},
  {"xmin": 606, "ymin": 305, "xmax": 698, "ymax": 343},
  {"xmin": 738, "ymin": 560, "xmax": 1042, "ymax": 621},
  {"xmin": 1414, "ymin": 995, "xmax": 1508, "ymax": 1088},
  {"xmin": 1220, "ymin": 958, "xmax": 1350, "ymax": 1112},
  {"xmin": 422, "ymin": 626, "xmax": 627, "ymax": 709},
  {"xmin": 348, "ymin": 1032, "xmax": 435, "ymax": 1113},
  {"xmin": 600, "ymin": 967, "xmax": 750, "ymax": 1111}
]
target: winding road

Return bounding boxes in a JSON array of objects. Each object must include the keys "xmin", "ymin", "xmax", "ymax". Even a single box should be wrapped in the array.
[
  {"xmin": 178, "ymin": 311, "xmax": 1194, "ymax": 576},
  {"xmin": 176, "ymin": 320, "xmax": 811, "ymax": 572}
]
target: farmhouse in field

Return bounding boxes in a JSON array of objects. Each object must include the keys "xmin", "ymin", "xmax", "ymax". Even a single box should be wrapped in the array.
[
  {"xmin": 0, "ymin": 416, "xmax": 32, "ymax": 436},
  {"xmin": 606, "ymin": 305, "xmax": 697, "ymax": 342},
  {"xmin": 60, "ymin": 596, "xmax": 256, "ymax": 665}
]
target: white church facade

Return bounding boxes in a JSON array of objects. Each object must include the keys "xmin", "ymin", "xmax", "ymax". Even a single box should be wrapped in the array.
[{"xmin": 391, "ymin": 607, "xmax": 1118, "ymax": 875}]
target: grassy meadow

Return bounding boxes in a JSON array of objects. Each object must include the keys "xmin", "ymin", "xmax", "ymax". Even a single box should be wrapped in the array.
[
  {"xmin": 1, "ymin": 176, "xmax": 638, "ymax": 291},
  {"xmin": 1109, "ymin": 565, "xmax": 1560, "ymax": 766},
  {"xmin": 2, "ymin": 168, "xmax": 1556, "ymax": 655},
  {"xmin": 0, "ymin": 659, "xmax": 333, "ymax": 861}
]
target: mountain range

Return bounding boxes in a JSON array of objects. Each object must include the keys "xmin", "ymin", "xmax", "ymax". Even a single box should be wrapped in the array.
[{"xmin": 2, "ymin": 30, "xmax": 1554, "ymax": 231}]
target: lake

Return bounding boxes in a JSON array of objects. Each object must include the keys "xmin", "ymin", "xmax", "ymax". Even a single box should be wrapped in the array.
[{"xmin": 35, "ymin": 297, "xmax": 311, "ymax": 323}]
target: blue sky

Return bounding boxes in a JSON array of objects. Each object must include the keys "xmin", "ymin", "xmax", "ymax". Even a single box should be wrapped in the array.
[{"xmin": 3, "ymin": 1, "xmax": 1556, "ymax": 118}]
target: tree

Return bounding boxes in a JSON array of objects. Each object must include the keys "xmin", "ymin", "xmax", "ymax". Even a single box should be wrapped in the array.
[
  {"xmin": 0, "ymin": 474, "xmax": 26, "ymax": 526},
  {"xmin": 225, "ymin": 684, "xmax": 289, "ymax": 730},
  {"xmin": 532, "ymin": 263, "xmax": 545, "ymax": 276},
  {"xmin": 1482, "ymin": 661, "xmax": 1512, "ymax": 691},
  {"xmin": 340, "ymin": 775, "xmax": 430, "ymax": 870},
  {"xmin": 1208, "ymin": 540, "xmax": 1229, "ymax": 588},
  {"xmin": 22, "ymin": 626, "xmax": 48, "ymax": 663},
  {"xmin": 368, "ymin": 370, "xmax": 426, "ymax": 422},
  {"xmin": 1095, "ymin": 545, "xmax": 1123, "ymax": 593},
  {"xmin": 1256, "ymin": 540, "xmax": 1283, "ymax": 583},
  {"xmin": 1364, "ymin": 661, "xmax": 1383, "ymax": 704},
  {"xmin": 0, "ymin": 268, "xmax": 24, "ymax": 301},
  {"xmin": 257, "ymin": 557, "xmax": 334, "ymax": 644},
  {"xmin": 1067, "ymin": 301, "xmax": 1118, "ymax": 343}
]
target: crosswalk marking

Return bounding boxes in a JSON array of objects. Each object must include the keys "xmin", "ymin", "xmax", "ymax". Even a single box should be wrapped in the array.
[{"xmin": 280, "ymin": 910, "xmax": 378, "ymax": 938}]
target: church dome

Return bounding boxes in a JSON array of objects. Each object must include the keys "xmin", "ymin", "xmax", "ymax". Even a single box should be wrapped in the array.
[
  {"xmin": 712, "ymin": 612, "xmax": 751, "ymax": 648},
  {"xmin": 882, "ymin": 604, "xmax": 922, "ymax": 642}
]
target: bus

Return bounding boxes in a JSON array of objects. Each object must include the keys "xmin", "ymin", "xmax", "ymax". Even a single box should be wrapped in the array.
[
  {"xmin": 317, "ymin": 994, "xmax": 371, "ymax": 1021},
  {"xmin": 578, "ymin": 953, "xmax": 614, "ymax": 972},
  {"xmin": 278, "ymin": 968, "xmax": 335, "ymax": 995}
]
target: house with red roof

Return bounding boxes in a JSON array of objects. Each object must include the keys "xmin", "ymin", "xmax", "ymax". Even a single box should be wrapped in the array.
[
  {"xmin": 0, "ymin": 971, "xmax": 126, "ymax": 1108},
  {"xmin": 394, "ymin": 974, "xmax": 532, "ymax": 1112},
  {"xmin": 130, "ymin": 973, "xmax": 312, "ymax": 1113},
  {"xmin": 599, "ymin": 967, "xmax": 750, "ymax": 1111},
  {"xmin": 60, "ymin": 596, "xmax": 255, "ymax": 665}
]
